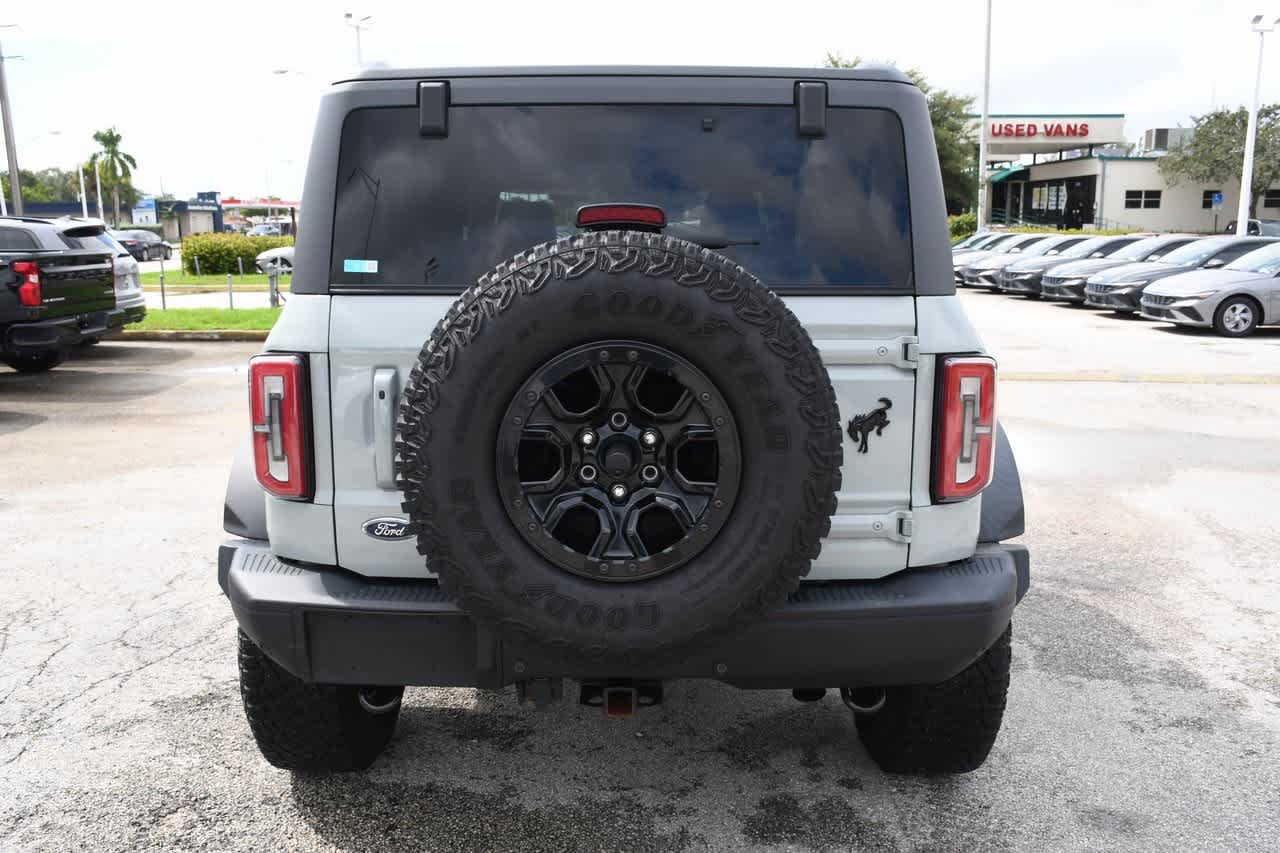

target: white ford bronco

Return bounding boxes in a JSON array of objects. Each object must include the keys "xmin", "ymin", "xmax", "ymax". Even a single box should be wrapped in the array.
[{"xmin": 220, "ymin": 65, "xmax": 1028, "ymax": 776}]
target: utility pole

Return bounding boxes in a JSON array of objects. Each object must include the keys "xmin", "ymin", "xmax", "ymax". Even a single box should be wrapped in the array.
[
  {"xmin": 94, "ymin": 159, "xmax": 104, "ymax": 222},
  {"xmin": 0, "ymin": 27, "xmax": 23, "ymax": 215},
  {"xmin": 1237, "ymin": 16, "xmax": 1278, "ymax": 235},
  {"xmin": 78, "ymin": 164, "xmax": 87, "ymax": 217},
  {"xmin": 975, "ymin": 0, "xmax": 993, "ymax": 231}
]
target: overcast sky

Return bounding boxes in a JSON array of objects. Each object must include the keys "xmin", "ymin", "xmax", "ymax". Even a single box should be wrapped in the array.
[{"xmin": 5, "ymin": 0, "xmax": 1280, "ymax": 201}]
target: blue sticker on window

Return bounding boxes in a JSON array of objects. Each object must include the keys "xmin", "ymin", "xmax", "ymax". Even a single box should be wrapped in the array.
[{"xmin": 343, "ymin": 258, "xmax": 379, "ymax": 274}]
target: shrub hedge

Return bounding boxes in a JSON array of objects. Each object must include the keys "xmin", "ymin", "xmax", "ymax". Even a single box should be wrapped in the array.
[
  {"xmin": 182, "ymin": 233, "xmax": 294, "ymax": 275},
  {"xmin": 949, "ymin": 212, "xmax": 978, "ymax": 241}
]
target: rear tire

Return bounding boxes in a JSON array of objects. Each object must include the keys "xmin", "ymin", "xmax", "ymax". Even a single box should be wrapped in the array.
[
  {"xmin": 3, "ymin": 350, "xmax": 66, "ymax": 373},
  {"xmin": 237, "ymin": 630, "xmax": 402, "ymax": 773},
  {"xmin": 854, "ymin": 624, "xmax": 1012, "ymax": 774},
  {"xmin": 163, "ymin": 246, "xmax": 172, "ymax": 260}
]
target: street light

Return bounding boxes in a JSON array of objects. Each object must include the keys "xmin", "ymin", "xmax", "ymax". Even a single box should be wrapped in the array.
[
  {"xmin": 975, "ymin": 0, "xmax": 993, "ymax": 232},
  {"xmin": 1236, "ymin": 15, "xmax": 1280, "ymax": 236},
  {"xmin": 343, "ymin": 13, "xmax": 372, "ymax": 66},
  {"xmin": 0, "ymin": 23, "xmax": 22, "ymax": 215}
]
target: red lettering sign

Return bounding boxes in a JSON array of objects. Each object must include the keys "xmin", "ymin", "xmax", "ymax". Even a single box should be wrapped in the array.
[{"xmin": 988, "ymin": 121, "xmax": 1091, "ymax": 138}]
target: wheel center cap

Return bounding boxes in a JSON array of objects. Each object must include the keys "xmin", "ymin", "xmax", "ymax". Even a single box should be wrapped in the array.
[{"xmin": 601, "ymin": 438, "xmax": 637, "ymax": 476}]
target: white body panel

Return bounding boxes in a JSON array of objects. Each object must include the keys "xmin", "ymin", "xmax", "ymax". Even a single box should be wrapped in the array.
[{"xmin": 307, "ymin": 292, "xmax": 988, "ymax": 581}]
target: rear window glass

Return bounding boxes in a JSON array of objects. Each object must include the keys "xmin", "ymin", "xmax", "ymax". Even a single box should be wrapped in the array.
[
  {"xmin": 0, "ymin": 228, "xmax": 39, "ymax": 251},
  {"xmin": 73, "ymin": 233, "xmax": 129, "ymax": 256},
  {"xmin": 331, "ymin": 105, "xmax": 913, "ymax": 290}
]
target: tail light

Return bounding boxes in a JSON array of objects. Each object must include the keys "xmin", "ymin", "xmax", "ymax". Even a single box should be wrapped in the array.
[
  {"xmin": 576, "ymin": 203, "xmax": 667, "ymax": 230},
  {"xmin": 249, "ymin": 354, "xmax": 312, "ymax": 500},
  {"xmin": 933, "ymin": 356, "xmax": 997, "ymax": 503},
  {"xmin": 13, "ymin": 261, "xmax": 42, "ymax": 307}
]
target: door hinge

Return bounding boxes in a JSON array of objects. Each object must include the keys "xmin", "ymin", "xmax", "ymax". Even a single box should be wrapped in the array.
[
  {"xmin": 814, "ymin": 335, "xmax": 919, "ymax": 370},
  {"xmin": 900, "ymin": 339, "xmax": 920, "ymax": 368},
  {"xmin": 829, "ymin": 510, "xmax": 913, "ymax": 543}
]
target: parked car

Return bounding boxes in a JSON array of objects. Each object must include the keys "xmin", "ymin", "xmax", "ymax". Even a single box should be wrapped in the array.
[
  {"xmin": 246, "ymin": 223, "xmax": 282, "ymax": 237},
  {"xmin": 220, "ymin": 65, "xmax": 1029, "ymax": 776},
  {"xmin": 960, "ymin": 234, "xmax": 1062, "ymax": 288},
  {"xmin": 1223, "ymin": 219, "xmax": 1280, "ymax": 236},
  {"xmin": 1076, "ymin": 234, "xmax": 1205, "ymax": 309},
  {"xmin": 996, "ymin": 234, "xmax": 1143, "ymax": 298},
  {"xmin": 1141, "ymin": 240, "xmax": 1280, "ymax": 336},
  {"xmin": 1054, "ymin": 236, "xmax": 1277, "ymax": 309},
  {"xmin": 950, "ymin": 233, "xmax": 1020, "ymax": 283},
  {"xmin": 253, "ymin": 245, "xmax": 293, "ymax": 273},
  {"xmin": 59, "ymin": 221, "xmax": 146, "ymax": 341},
  {"xmin": 1, "ymin": 216, "xmax": 116, "ymax": 372},
  {"xmin": 952, "ymin": 231, "xmax": 1003, "ymax": 250},
  {"xmin": 111, "ymin": 228, "xmax": 172, "ymax": 261}
]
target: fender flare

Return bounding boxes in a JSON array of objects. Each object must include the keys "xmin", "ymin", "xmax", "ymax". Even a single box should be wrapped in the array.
[
  {"xmin": 223, "ymin": 437, "xmax": 267, "ymax": 540},
  {"xmin": 978, "ymin": 422, "xmax": 1025, "ymax": 543}
]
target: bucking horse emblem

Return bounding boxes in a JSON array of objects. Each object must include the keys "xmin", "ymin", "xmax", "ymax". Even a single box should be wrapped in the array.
[{"xmin": 847, "ymin": 398, "xmax": 892, "ymax": 454}]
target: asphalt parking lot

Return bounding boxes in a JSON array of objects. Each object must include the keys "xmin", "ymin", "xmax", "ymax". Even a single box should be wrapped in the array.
[{"xmin": 1, "ymin": 290, "xmax": 1277, "ymax": 852}]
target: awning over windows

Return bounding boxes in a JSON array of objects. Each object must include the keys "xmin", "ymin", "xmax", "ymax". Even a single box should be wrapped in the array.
[{"xmin": 988, "ymin": 166, "xmax": 1030, "ymax": 184}]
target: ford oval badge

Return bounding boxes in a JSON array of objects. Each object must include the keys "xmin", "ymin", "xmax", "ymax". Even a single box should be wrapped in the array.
[{"xmin": 363, "ymin": 517, "xmax": 413, "ymax": 541}]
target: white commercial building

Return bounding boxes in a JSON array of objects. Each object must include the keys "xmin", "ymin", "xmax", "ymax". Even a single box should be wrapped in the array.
[{"xmin": 971, "ymin": 114, "xmax": 1280, "ymax": 233}]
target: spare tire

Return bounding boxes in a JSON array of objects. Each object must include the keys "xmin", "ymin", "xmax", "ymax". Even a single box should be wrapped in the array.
[{"xmin": 396, "ymin": 231, "xmax": 841, "ymax": 661}]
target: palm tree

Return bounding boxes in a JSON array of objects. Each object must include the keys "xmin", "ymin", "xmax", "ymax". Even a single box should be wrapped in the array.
[{"xmin": 89, "ymin": 128, "xmax": 137, "ymax": 226}]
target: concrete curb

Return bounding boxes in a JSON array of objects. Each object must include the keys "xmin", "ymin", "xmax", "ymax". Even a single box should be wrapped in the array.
[{"xmin": 121, "ymin": 329, "xmax": 269, "ymax": 342}]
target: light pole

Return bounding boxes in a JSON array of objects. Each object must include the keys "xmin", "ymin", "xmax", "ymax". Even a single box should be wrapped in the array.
[
  {"xmin": 344, "ymin": 13, "xmax": 372, "ymax": 66},
  {"xmin": 0, "ymin": 24, "xmax": 23, "ymax": 215},
  {"xmin": 975, "ymin": 0, "xmax": 993, "ymax": 231},
  {"xmin": 1237, "ymin": 15, "xmax": 1279, "ymax": 236}
]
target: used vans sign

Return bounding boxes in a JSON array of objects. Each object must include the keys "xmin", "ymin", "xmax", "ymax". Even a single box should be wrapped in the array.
[
  {"xmin": 966, "ymin": 114, "xmax": 1126, "ymax": 155},
  {"xmin": 991, "ymin": 121, "xmax": 1090, "ymax": 138}
]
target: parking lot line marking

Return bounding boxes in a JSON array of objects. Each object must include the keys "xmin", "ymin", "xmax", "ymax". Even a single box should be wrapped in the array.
[{"xmin": 1001, "ymin": 372, "xmax": 1280, "ymax": 385}]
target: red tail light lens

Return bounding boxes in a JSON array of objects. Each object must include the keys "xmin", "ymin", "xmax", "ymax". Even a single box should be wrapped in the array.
[
  {"xmin": 576, "ymin": 203, "xmax": 667, "ymax": 230},
  {"xmin": 249, "ymin": 354, "xmax": 312, "ymax": 500},
  {"xmin": 13, "ymin": 261, "xmax": 41, "ymax": 307},
  {"xmin": 934, "ymin": 356, "xmax": 997, "ymax": 503}
]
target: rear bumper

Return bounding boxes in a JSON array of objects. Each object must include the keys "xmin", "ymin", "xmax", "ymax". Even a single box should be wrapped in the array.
[
  {"xmin": 106, "ymin": 299, "xmax": 147, "ymax": 331},
  {"xmin": 3, "ymin": 311, "xmax": 112, "ymax": 352},
  {"xmin": 219, "ymin": 539, "xmax": 1030, "ymax": 690}
]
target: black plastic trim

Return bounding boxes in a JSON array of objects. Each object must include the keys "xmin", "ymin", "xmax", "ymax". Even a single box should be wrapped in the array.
[
  {"xmin": 978, "ymin": 423, "xmax": 1026, "ymax": 543},
  {"xmin": 795, "ymin": 81, "xmax": 827, "ymax": 136},
  {"xmin": 221, "ymin": 539, "xmax": 1028, "ymax": 689},
  {"xmin": 223, "ymin": 437, "xmax": 268, "ymax": 540},
  {"xmin": 417, "ymin": 81, "xmax": 449, "ymax": 136}
]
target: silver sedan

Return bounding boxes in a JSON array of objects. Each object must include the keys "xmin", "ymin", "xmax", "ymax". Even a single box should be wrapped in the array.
[{"xmin": 1140, "ymin": 241, "xmax": 1280, "ymax": 336}]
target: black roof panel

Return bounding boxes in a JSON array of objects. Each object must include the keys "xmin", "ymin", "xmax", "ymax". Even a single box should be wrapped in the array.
[{"xmin": 338, "ymin": 64, "xmax": 912, "ymax": 86}]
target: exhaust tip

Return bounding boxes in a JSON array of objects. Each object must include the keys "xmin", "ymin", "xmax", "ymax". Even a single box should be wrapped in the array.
[{"xmin": 840, "ymin": 686, "xmax": 887, "ymax": 715}]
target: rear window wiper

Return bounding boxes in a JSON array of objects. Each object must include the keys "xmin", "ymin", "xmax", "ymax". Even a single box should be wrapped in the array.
[{"xmin": 693, "ymin": 236, "xmax": 760, "ymax": 250}]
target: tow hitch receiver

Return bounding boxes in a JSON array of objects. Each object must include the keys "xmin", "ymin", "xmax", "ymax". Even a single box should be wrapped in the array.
[{"xmin": 579, "ymin": 680, "xmax": 663, "ymax": 718}]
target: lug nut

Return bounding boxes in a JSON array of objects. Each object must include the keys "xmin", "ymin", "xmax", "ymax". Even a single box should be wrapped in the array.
[
  {"xmin": 609, "ymin": 483, "xmax": 629, "ymax": 502},
  {"xmin": 609, "ymin": 411, "xmax": 629, "ymax": 431},
  {"xmin": 640, "ymin": 429, "xmax": 659, "ymax": 448},
  {"xmin": 641, "ymin": 464, "xmax": 661, "ymax": 484},
  {"xmin": 579, "ymin": 464, "xmax": 597, "ymax": 483},
  {"xmin": 579, "ymin": 430, "xmax": 597, "ymax": 448}
]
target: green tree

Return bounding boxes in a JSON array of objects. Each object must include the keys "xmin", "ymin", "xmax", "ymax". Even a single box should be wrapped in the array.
[
  {"xmin": 88, "ymin": 127, "xmax": 138, "ymax": 226},
  {"xmin": 1, "ymin": 168, "xmax": 81, "ymax": 204},
  {"xmin": 824, "ymin": 53, "xmax": 976, "ymax": 212},
  {"xmin": 1159, "ymin": 106, "xmax": 1280, "ymax": 218}
]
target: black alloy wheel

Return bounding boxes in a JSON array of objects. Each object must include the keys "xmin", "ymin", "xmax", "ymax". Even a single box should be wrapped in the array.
[{"xmin": 497, "ymin": 340, "xmax": 741, "ymax": 583}]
